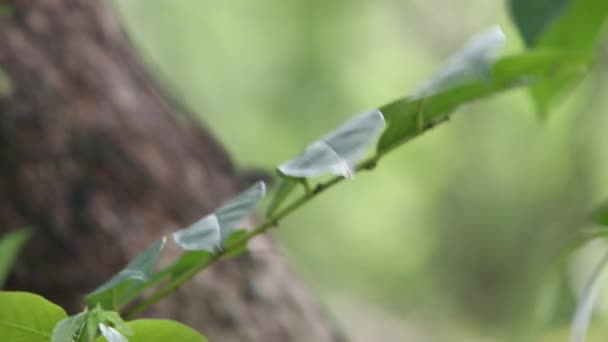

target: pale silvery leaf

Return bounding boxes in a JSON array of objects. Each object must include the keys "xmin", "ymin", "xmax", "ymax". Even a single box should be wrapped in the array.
[
  {"xmin": 278, "ymin": 109, "xmax": 385, "ymax": 178},
  {"xmin": 414, "ymin": 26, "xmax": 506, "ymax": 97},
  {"xmin": 216, "ymin": 181, "xmax": 266, "ymax": 241},
  {"xmin": 172, "ymin": 215, "xmax": 221, "ymax": 252},
  {"xmin": 99, "ymin": 323, "xmax": 128, "ymax": 342},
  {"xmin": 571, "ymin": 250, "xmax": 608, "ymax": 342},
  {"xmin": 172, "ymin": 182, "xmax": 266, "ymax": 252}
]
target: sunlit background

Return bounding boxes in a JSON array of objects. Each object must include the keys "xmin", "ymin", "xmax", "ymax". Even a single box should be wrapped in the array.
[{"xmin": 112, "ymin": 1, "xmax": 608, "ymax": 340}]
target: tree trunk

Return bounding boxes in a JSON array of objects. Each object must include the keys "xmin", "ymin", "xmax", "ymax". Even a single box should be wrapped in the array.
[{"xmin": 0, "ymin": 1, "xmax": 342, "ymax": 341}]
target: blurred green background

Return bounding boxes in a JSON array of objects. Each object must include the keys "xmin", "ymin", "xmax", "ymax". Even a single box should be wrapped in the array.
[{"xmin": 112, "ymin": 1, "xmax": 608, "ymax": 340}]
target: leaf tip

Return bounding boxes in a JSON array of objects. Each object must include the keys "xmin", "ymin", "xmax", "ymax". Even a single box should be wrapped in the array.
[
  {"xmin": 374, "ymin": 108, "xmax": 386, "ymax": 124},
  {"xmin": 256, "ymin": 180, "xmax": 267, "ymax": 198}
]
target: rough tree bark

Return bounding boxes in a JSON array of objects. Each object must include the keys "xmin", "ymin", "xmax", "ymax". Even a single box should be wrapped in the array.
[{"xmin": 0, "ymin": 1, "xmax": 342, "ymax": 341}]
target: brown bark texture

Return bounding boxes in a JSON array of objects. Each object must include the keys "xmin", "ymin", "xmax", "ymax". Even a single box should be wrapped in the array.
[{"xmin": 0, "ymin": 1, "xmax": 342, "ymax": 341}]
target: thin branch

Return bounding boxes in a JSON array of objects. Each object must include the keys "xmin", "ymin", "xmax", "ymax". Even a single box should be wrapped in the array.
[{"xmin": 123, "ymin": 155, "xmax": 380, "ymax": 319}]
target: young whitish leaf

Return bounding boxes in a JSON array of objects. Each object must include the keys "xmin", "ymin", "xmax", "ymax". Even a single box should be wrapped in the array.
[
  {"xmin": 99, "ymin": 324, "xmax": 128, "ymax": 342},
  {"xmin": 0, "ymin": 228, "xmax": 31, "ymax": 287},
  {"xmin": 376, "ymin": 27, "xmax": 505, "ymax": 154},
  {"xmin": 172, "ymin": 182, "xmax": 266, "ymax": 252},
  {"xmin": 414, "ymin": 26, "xmax": 506, "ymax": 97},
  {"xmin": 266, "ymin": 177, "xmax": 299, "ymax": 218},
  {"xmin": 97, "ymin": 319, "xmax": 207, "ymax": 342},
  {"xmin": 85, "ymin": 238, "xmax": 166, "ymax": 310},
  {"xmin": 52, "ymin": 312, "xmax": 88, "ymax": 342},
  {"xmin": 59, "ymin": 307, "xmax": 132, "ymax": 342},
  {"xmin": 377, "ymin": 49, "xmax": 592, "ymax": 154},
  {"xmin": 278, "ymin": 110, "xmax": 385, "ymax": 179},
  {"xmin": 98, "ymin": 311, "xmax": 133, "ymax": 337},
  {"xmin": 570, "ymin": 250, "xmax": 608, "ymax": 342},
  {"xmin": 215, "ymin": 181, "xmax": 266, "ymax": 241},
  {"xmin": 509, "ymin": 0, "xmax": 571, "ymax": 47},
  {"xmin": 0, "ymin": 291, "xmax": 67, "ymax": 341},
  {"xmin": 172, "ymin": 215, "xmax": 221, "ymax": 253}
]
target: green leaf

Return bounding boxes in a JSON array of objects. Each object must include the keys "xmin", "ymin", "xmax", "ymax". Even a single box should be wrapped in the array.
[
  {"xmin": 0, "ymin": 67, "xmax": 12, "ymax": 97},
  {"xmin": 516, "ymin": 0, "xmax": 608, "ymax": 115},
  {"xmin": 509, "ymin": 0, "xmax": 571, "ymax": 47},
  {"xmin": 278, "ymin": 110, "xmax": 385, "ymax": 179},
  {"xmin": 167, "ymin": 251, "xmax": 214, "ymax": 280},
  {"xmin": 0, "ymin": 291, "xmax": 67, "ymax": 341},
  {"xmin": 0, "ymin": 228, "xmax": 31, "ymax": 287},
  {"xmin": 539, "ymin": 0, "xmax": 608, "ymax": 53},
  {"xmin": 85, "ymin": 238, "xmax": 166, "ymax": 310},
  {"xmin": 377, "ymin": 49, "xmax": 591, "ymax": 154},
  {"xmin": 172, "ymin": 182, "xmax": 266, "ymax": 252},
  {"xmin": 591, "ymin": 201, "xmax": 608, "ymax": 226},
  {"xmin": 376, "ymin": 27, "xmax": 505, "ymax": 154},
  {"xmin": 52, "ymin": 312, "xmax": 88, "ymax": 342},
  {"xmin": 85, "ymin": 311, "xmax": 99, "ymax": 342},
  {"xmin": 529, "ymin": 63, "xmax": 587, "ymax": 116},
  {"xmin": 221, "ymin": 229, "xmax": 249, "ymax": 258},
  {"xmin": 266, "ymin": 177, "xmax": 299, "ymax": 218},
  {"xmin": 571, "ymin": 250, "xmax": 608, "ymax": 342},
  {"xmin": 98, "ymin": 319, "xmax": 207, "ymax": 342},
  {"xmin": 55, "ymin": 307, "xmax": 132, "ymax": 342}
]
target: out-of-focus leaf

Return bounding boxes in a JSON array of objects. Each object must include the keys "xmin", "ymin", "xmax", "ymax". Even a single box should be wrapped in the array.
[
  {"xmin": 509, "ymin": 0, "xmax": 571, "ymax": 47},
  {"xmin": 266, "ymin": 177, "xmax": 299, "ymax": 218},
  {"xmin": 172, "ymin": 182, "xmax": 265, "ymax": 252},
  {"xmin": 377, "ymin": 50, "xmax": 591, "ymax": 154},
  {"xmin": 97, "ymin": 319, "xmax": 207, "ymax": 342},
  {"xmin": 539, "ymin": 0, "xmax": 608, "ymax": 53},
  {"xmin": 570, "ymin": 250, "xmax": 608, "ymax": 342},
  {"xmin": 0, "ymin": 4, "xmax": 11, "ymax": 13},
  {"xmin": 85, "ymin": 238, "xmax": 166, "ymax": 310},
  {"xmin": 0, "ymin": 291, "xmax": 66, "ymax": 341},
  {"xmin": 511, "ymin": 0, "xmax": 608, "ymax": 115},
  {"xmin": 52, "ymin": 312, "xmax": 88, "ymax": 342},
  {"xmin": 591, "ymin": 201, "xmax": 608, "ymax": 226},
  {"xmin": 278, "ymin": 110, "xmax": 385, "ymax": 179},
  {"xmin": 0, "ymin": 228, "xmax": 31, "ymax": 287},
  {"xmin": 414, "ymin": 26, "xmax": 506, "ymax": 97},
  {"xmin": 0, "ymin": 67, "xmax": 12, "ymax": 97}
]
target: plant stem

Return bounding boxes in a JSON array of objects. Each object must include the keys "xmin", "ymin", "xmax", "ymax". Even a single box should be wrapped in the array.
[
  {"xmin": 125, "ymin": 254, "xmax": 219, "ymax": 319},
  {"xmin": 123, "ymin": 155, "xmax": 379, "ymax": 319}
]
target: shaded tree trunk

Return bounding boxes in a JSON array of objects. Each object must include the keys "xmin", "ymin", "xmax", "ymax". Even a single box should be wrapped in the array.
[{"xmin": 0, "ymin": 1, "xmax": 342, "ymax": 341}]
